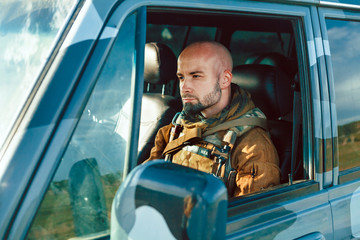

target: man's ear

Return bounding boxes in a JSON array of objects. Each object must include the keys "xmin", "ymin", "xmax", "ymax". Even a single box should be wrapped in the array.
[{"xmin": 220, "ymin": 69, "xmax": 232, "ymax": 89}]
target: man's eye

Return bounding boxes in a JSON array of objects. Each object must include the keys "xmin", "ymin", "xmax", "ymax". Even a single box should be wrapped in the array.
[{"xmin": 193, "ymin": 75, "xmax": 200, "ymax": 78}]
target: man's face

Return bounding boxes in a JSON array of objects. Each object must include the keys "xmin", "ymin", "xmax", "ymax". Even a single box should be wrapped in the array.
[{"xmin": 177, "ymin": 54, "xmax": 222, "ymax": 116}]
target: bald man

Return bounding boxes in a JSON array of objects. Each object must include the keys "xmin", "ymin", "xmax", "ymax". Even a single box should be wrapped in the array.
[{"xmin": 146, "ymin": 41, "xmax": 280, "ymax": 197}]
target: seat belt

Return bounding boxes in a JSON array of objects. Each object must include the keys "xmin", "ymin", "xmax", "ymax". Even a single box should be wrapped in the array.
[{"xmin": 290, "ymin": 74, "xmax": 302, "ymax": 185}]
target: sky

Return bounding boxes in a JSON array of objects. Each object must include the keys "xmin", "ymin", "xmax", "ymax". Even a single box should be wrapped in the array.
[{"xmin": 326, "ymin": 19, "xmax": 360, "ymax": 126}]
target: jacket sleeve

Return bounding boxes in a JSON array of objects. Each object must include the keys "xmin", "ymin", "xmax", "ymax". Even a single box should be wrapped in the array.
[
  {"xmin": 231, "ymin": 127, "xmax": 281, "ymax": 197},
  {"xmin": 144, "ymin": 124, "xmax": 173, "ymax": 162}
]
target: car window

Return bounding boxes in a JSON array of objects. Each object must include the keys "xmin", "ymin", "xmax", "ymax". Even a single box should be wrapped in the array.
[
  {"xmin": 143, "ymin": 10, "xmax": 306, "ymax": 195},
  {"xmin": 0, "ymin": 0, "xmax": 75, "ymax": 149},
  {"xmin": 326, "ymin": 18, "xmax": 360, "ymax": 172},
  {"xmin": 147, "ymin": 24, "xmax": 187, "ymax": 56},
  {"xmin": 230, "ymin": 31, "xmax": 292, "ymax": 66},
  {"xmin": 27, "ymin": 12, "xmax": 137, "ymax": 239},
  {"xmin": 147, "ymin": 24, "xmax": 216, "ymax": 56},
  {"xmin": 187, "ymin": 26, "xmax": 217, "ymax": 45}
]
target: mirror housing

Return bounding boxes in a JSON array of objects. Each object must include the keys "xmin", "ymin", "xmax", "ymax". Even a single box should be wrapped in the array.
[{"xmin": 111, "ymin": 160, "xmax": 228, "ymax": 239}]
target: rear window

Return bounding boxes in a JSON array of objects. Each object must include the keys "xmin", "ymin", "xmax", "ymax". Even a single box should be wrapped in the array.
[
  {"xmin": 326, "ymin": 18, "xmax": 360, "ymax": 171},
  {"xmin": 230, "ymin": 31, "xmax": 292, "ymax": 66}
]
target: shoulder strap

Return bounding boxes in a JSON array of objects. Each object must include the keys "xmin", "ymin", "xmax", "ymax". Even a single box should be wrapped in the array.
[
  {"xmin": 163, "ymin": 127, "xmax": 202, "ymax": 156},
  {"xmin": 202, "ymin": 117, "xmax": 268, "ymax": 138}
]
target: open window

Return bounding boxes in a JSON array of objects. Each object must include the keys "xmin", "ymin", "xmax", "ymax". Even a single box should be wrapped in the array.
[
  {"xmin": 139, "ymin": 8, "xmax": 308, "ymax": 194},
  {"xmin": 113, "ymin": 6, "xmax": 326, "ymax": 240}
]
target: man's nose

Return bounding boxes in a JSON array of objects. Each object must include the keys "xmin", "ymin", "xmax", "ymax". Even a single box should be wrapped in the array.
[{"xmin": 180, "ymin": 78, "xmax": 192, "ymax": 93}]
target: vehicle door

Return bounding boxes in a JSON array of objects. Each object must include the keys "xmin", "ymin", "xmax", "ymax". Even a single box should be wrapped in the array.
[
  {"xmin": 144, "ymin": 1, "xmax": 335, "ymax": 239},
  {"xmin": 317, "ymin": 2, "xmax": 360, "ymax": 239},
  {"xmin": 0, "ymin": 0, "xmax": 337, "ymax": 239},
  {"xmin": 109, "ymin": 1, "xmax": 335, "ymax": 239}
]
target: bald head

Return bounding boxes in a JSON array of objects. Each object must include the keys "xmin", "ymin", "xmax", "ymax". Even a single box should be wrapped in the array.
[{"xmin": 179, "ymin": 41, "xmax": 233, "ymax": 73}]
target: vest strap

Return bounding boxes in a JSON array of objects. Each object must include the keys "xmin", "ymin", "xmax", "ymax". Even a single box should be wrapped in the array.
[
  {"xmin": 202, "ymin": 117, "xmax": 268, "ymax": 138},
  {"xmin": 163, "ymin": 127, "xmax": 202, "ymax": 156}
]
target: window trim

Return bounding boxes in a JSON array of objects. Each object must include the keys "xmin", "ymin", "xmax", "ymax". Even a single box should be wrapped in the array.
[{"xmin": 228, "ymin": 180, "xmax": 319, "ymax": 216}]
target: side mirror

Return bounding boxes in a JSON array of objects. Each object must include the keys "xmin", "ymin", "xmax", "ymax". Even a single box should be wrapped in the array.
[{"xmin": 111, "ymin": 160, "xmax": 228, "ymax": 239}]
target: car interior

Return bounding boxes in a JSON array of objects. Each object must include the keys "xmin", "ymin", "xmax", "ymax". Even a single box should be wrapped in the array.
[{"xmin": 137, "ymin": 8, "xmax": 306, "ymax": 188}]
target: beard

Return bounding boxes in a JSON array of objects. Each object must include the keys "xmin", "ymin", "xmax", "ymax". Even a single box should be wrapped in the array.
[{"xmin": 182, "ymin": 80, "xmax": 221, "ymax": 116}]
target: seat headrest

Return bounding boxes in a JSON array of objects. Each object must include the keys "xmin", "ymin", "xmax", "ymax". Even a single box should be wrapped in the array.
[
  {"xmin": 245, "ymin": 52, "xmax": 297, "ymax": 78},
  {"xmin": 232, "ymin": 64, "xmax": 293, "ymax": 120},
  {"xmin": 144, "ymin": 42, "xmax": 177, "ymax": 85}
]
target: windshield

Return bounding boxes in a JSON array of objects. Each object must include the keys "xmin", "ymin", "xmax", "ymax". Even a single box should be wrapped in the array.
[{"xmin": 0, "ymin": 0, "xmax": 76, "ymax": 149}]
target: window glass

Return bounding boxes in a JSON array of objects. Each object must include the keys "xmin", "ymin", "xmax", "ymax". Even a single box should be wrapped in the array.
[
  {"xmin": 27, "ymin": 12, "xmax": 137, "ymax": 239},
  {"xmin": 147, "ymin": 24, "xmax": 187, "ymax": 56},
  {"xmin": 146, "ymin": 24, "xmax": 216, "ymax": 56},
  {"xmin": 230, "ymin": 31, "xmax": 291, "ymax": 66},
  {"xmin": 0, "ymin": 0, "xmax": 75, "ymax": 149},
  {"xmin": 326, "ymin": 18, "xmax": 360, "ymax": 171},
  {"xmin": 186, "ymin": 26, "xmax": 216, "ymax": 45}
]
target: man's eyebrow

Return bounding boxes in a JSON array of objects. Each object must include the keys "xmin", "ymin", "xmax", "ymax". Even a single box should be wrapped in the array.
[
  {"xmin": 177, "ymin": 71, "xmax": 204, "ymax": 76},
  {"xmin": 189, "ymin": 71, "xmax": 204, "ymax": 75}
]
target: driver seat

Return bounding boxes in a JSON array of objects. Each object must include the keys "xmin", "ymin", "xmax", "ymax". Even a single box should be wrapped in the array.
[{"xmin": 116, "ymin": 42, "xmax": 182, "ymax": 164}]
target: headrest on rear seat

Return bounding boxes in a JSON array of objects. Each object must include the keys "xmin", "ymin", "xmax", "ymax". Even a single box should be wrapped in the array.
[
  {"xmin": 144, "ymin": 42, "xmax": 177, "ymax": 85},
  {"xmin": 232, "ymin": 64, "xmax": 293, "ymax": 120},
  {"xmin": 245, "ymin": 52, "xmax": 297, "ymax": 79}
]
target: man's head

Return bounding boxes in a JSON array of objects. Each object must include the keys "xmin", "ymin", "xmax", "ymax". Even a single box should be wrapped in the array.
[{"xmin": 177, "ymin": 41, "xmax": 233, "ymax": 118}]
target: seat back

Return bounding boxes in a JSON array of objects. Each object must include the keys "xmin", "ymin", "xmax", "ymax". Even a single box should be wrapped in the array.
[
  {"xmin": 232, "ymin": 64, "xmax": 293, "ymax": 183},
  {"xmin": 139, "ymin": 43, "xmax": 182, "ymax": 163},
  {"xmin": 245, "ymin": 52, "xmax": 298, "ymax": 79},
  {"xmin": 116, "ymin": 42, "xmax": 182, "ymax": 164}
]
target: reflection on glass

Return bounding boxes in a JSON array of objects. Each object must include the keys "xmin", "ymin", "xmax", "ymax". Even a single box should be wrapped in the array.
[
  {"xmin": 27, "ymin": 12, "xmax": 137, "ymax": 239},
  {"xmin": 0, "ymin": 0, "xmax": 75, "ymax": 149},
  {"xmin": 326, "ymin": 18, "xmax": 360, "ymax": 171}
]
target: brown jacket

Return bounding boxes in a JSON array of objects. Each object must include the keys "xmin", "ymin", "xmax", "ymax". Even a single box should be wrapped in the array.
[{"xmin": 146, "ymin": 123, "xmax": 280, "ymax": 197}]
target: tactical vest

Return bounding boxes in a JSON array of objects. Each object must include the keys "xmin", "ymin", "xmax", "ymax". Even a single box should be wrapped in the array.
[{"xmin": 163, "ymin": 109, "xmax": 268, "ymax": 196}]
